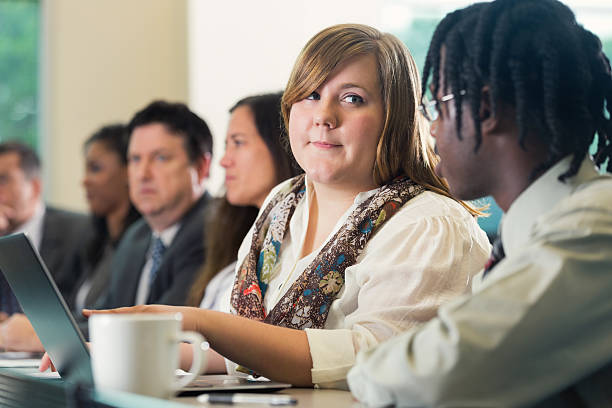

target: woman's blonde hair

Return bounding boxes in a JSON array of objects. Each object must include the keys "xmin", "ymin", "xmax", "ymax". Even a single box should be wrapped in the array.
[{"xmin": 281, "ymin": 23, "xmax": 480, "ymax": 215}]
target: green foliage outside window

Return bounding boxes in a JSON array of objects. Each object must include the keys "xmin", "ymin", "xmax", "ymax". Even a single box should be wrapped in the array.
[{"xmin": 0, "ymin": 1, "xmax": 39, "ymax": 148}]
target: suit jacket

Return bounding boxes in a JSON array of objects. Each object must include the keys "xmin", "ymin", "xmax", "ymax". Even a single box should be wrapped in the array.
[
  {"xmin": 97, "ymin": 193, "xmax": 211, "ymax": 309},
  {"xmin": 0, "ymin": 205, "xmax": 88, "ymax": 315},
  {"xmin": 39, "ymin": 206, "xmax": 89, "ymax": 298},
  {"xmin": 67, "ymin": 242, "xmax": 113, "ymax": 312}
]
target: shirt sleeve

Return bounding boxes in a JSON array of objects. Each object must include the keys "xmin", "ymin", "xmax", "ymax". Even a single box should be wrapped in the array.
[
  {"xmin": 346, "ymin": 194, "xmax": 612, "ymax": 407},
  {"xmin": 306, "ymin": 194, "xmax": 491, "ymax": 387}
]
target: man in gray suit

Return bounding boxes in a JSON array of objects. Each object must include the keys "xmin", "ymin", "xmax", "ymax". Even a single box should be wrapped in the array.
[
  {"xmin": 0, "ymin": 142, "xmax": 88, "ymax": 318},
  {"xmin": 96, "ymin": 100, "xmax": 213, "ymax": 309},
  {"xmin": 0, "ymin": 102, "xmax": 213, "ymax": 350}
]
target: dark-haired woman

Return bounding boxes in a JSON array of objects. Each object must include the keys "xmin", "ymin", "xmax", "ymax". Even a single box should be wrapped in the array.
[
  {"xmin": 187, "ymin": 92, "xmax": 300, "ymax": 310},
  {"xmin": 72, "ymin": 124, "xmax": 141, "ymax": 311},
  {"xmin": 0, "ymin": 124, "xmax": 140, "ymax": 351}
]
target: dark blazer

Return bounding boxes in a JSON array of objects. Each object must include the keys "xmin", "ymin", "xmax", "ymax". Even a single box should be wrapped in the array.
[
  {"xmin": 96, "ymin": 193, "xmax": 211, "ymax": 309},
  {"xmin": 39, "ymin": 206, "xmax": 89, "ymax": 298},
  {"xmin": 0, "ymin": 205, "xmax": 88, "ymax": 315}
]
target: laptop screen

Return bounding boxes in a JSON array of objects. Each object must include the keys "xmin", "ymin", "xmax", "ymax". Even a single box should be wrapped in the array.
[
  {"xmin": 0, "ymin": 233, "xmax": 293, "ymax": 395},
  {"xmin": 0, "ymin": 233, "xmax": 93, "ymax": 385}
]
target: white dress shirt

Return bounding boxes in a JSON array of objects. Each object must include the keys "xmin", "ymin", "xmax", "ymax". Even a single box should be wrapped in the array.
[
  {"xmin": 135, "ymin": 223, "xmax": 181, "ymax": 305},
  {"xmin": 347, "ymin": 156, "xmax": 612, "ymax": 407},
  {"xmin": 14, "ymin": 201, "xmax": 45, "ymax": 250},
  {"xmin": 221, "ymin": 176, "xmax": 490, "ymax": 387}
]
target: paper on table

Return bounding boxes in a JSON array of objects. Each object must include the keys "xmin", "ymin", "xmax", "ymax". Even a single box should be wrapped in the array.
[
  {"xmin": 0, "ymin": 359, "xmax": 41, "ymax": 368},
  {"xmin": 0, "ymin": 351, "xmax": 43, "ymax": 359},
  {"xmin": 28, "ymin": 371, "xmax": 61, "ymax": 379}
]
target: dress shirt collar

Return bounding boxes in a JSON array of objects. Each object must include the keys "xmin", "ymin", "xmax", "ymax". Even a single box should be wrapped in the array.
[
  {"xmin": 15, "ymin": 201, "xmax": 45, "ymax": 250},
  {"xmin": 152, "ymin": 222, "xmax": 181, "ymax": 248},
  {"xmin": 501, "ymin": 155, "xmax": 601, "ymax": 257}
]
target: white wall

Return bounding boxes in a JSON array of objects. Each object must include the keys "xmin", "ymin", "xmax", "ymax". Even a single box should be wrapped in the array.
[
  {"xmin": 42, "ymin": 0, "xmax": 188, "ymax": 211},
  {"xmin": 188, "ymin": 0, "xmax": 382, "ymax": 195},
  {"xmin": 43, "ymin": 0, "xmax": 384, "ymax": 209}
]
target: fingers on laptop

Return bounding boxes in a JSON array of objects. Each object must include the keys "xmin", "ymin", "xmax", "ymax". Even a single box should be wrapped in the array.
[{"xmin": 39, "ymin": 352, "xmax": 56, "ymax": 372}]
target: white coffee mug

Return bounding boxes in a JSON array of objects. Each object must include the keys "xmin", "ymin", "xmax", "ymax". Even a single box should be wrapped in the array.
[{"xmin": 89, "ymin": 313, "xmax": 205, "ymax": 399}]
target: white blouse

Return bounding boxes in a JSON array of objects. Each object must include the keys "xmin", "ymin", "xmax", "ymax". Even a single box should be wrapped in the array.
[
  {"xmin": 199, "ymin": 262, "xmax": 236, "ymax": 312},
  {"xmin": 221, "ymin": 177, "xmax": 490, "ymax": 387}
]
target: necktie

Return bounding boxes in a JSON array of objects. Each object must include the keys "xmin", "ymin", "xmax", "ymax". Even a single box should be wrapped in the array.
[
  {"xmin": 148, "ymin": 237, "xmax": 166, "ymax": 288},
  {"xmin": 482, "ymin": 235, "xmax": 505, "ymax": 279},
  {"xmin": 0, "ymin": 273, "xmax": 21, "ymax": 315}
]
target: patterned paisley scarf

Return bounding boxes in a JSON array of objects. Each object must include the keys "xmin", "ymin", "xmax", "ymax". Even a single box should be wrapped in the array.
[{"xmin": 230, "ymin": 174, "xmax": 424, "ymax": 330}]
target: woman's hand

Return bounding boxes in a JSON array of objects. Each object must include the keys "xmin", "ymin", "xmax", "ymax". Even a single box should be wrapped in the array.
[
  {"xmin": 39, "ymin": 352, "xmax": 56, "ymax": 372},
  {"xmin": 82, "ymin": 305, "xmax": 203, "ymax": 332},
  {"xmin": 0, "ymin": 313, "xmax": 44, "ymax": 352}
]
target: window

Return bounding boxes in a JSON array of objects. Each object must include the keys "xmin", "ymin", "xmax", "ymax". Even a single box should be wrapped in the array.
[
  {"xmin": 382, "ymin": 0, "xmax": 612, "ymax": 239},
  {"xmin": 0, "ymin": 0, "xmax": 39, "ymax": 148}
]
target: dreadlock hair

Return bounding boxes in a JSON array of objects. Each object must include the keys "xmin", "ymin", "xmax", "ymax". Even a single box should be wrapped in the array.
[{"xmin": 422, "ymin": 0, "xmax": 612, "ymax": 181}]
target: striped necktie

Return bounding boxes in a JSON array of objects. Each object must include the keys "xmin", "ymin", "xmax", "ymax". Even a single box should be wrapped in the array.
[
  {"xmin": 0, "ymin": 273, "xmax": 21, "ymax": 315},
  {"xmin": 148, "ymin": 237, "xmax": 166, "ymax": 287},
  {"xmin": 482, "ymin": 236, "xmax": 505, "ymax": 279}
]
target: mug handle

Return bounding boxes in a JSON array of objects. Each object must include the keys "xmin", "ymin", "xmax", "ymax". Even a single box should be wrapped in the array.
[{"xmin": 172, "ymin": 330, "xmax": 206, "ymax": 391}]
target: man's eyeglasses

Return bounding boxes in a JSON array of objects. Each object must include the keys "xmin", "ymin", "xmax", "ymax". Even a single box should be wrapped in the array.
[{"xmin": 418, "ymin": 90, "xmax": 466, "ymax": 122}]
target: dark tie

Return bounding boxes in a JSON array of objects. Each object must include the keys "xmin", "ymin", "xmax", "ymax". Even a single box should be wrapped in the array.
[
  {"xmin": 0, "ymin": 273, "xmax": 21, "ymax": 315},
  {"xmin": 148, "ymin": 237, "xmax": 166, "ymax": 287},
  {"xmin": 482, "ymin": 236, "xmax": 505, "ymax": 279}
]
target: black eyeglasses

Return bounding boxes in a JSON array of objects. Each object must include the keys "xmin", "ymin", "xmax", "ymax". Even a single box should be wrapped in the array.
[{"xmin": 418, "ymin": 90, "xmax": 466, "ymax": 122}]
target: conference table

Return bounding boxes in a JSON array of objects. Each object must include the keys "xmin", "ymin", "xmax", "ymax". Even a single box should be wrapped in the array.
[{"xmin": 0, "ymin": 366, "xmax": 360, "ymax": 407}]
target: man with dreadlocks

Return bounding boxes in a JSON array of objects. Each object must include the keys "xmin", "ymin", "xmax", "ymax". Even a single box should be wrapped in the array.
[{"xmin": 347, "ymin": 0, "xmax": 612, "ymax": 406}]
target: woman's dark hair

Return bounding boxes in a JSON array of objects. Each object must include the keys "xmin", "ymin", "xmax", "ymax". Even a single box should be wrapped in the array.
[
  {"xmin": 422, "ymin": 0, "xmax": 611, "ymax": 180},
  {"xmin": 230, "ymin": 92, "xmax": 299, "ymax": 183},
  {"xmin": 84, "ymin": 124, "xmax": 141, "ymax": 268},
  {"xmin": 186, "ymin": 198, "xmax": 260, "ymax": 306},
  {"xmin": 187, "ymin": 92, "xmax": 302, "ymax": 306}
]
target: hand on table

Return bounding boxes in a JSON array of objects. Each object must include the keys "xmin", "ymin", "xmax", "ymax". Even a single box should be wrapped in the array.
[{"xmin": 0, "ymin": 313, "xmax": 43, "ymax": 352}]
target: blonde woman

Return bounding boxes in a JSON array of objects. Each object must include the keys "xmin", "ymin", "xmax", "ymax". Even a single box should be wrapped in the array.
[{"xmin": 77, "ymin": 24, "xmax": 490, "ymax": 388}]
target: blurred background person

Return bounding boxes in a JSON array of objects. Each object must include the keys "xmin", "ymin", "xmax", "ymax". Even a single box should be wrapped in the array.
[
  {"xmin": 71, "ymin": 123, "xmax": 141, "ymax": 312},
  {"xmin": 0, "ymin": 142, "xmax": 87, "ymax": 321},
  {"xmin": 94, "ymin": 100, "xmax": 213, "ymax": 311},
  {"xmin": 4, "ymin": 100, "xmax": 215, "ymax": 350},
  {"xmin": 186, "ymin": 92, "xmax": 300, "ymax": 310},
  {"xmin": 0, "ymin": 124, "xmax": 141, "ymax": 351}
]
